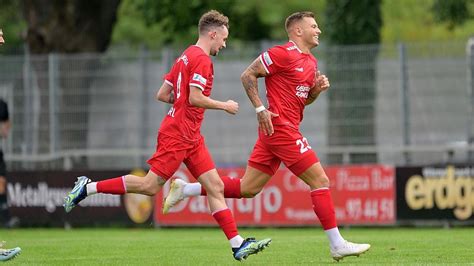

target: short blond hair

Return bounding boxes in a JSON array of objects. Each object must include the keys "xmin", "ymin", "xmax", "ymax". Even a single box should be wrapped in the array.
[
  {"xmin": 198, "ymin": 10, "xmax": 229, "ymax": 35},
  {"xmin": 285, "ymin": 11, "xmax": 315, "ymax": 33}
]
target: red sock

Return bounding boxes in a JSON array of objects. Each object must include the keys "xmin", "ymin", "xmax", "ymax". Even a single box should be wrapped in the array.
[
  {"xmin": 212, "ymin": 208, "xmax": 239, "ymax": 240},
  {"xmin": 201, "ymin": 176, "xmax": 242, "ymax": 198},
  {"xmin": 311, "ymin": 188, "xmax": 337, "ymax": 230},
  {"xmin": 97, "ymin": 176, "xmax": 126, "ymax": 194}
]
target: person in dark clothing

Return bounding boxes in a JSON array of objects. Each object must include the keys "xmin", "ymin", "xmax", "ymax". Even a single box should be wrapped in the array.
[{"xmin": 0, "ymin": 99, "xmax": 17, "ymax": 228}]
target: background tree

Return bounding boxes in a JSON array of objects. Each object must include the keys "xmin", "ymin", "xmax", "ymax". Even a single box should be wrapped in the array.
[
  {"xmin": 22, "ymin": 0, "xmax": 120, "ymax": 53},
  {"xmin": 432, "ymin": 0, "xmax": 472, "ymax": 30},
  {"xmin": 134, "ymin": 0, "xmax": 271, "ymax": 45},
  {"xmin": 21, "ymin": 0, "xmax": 121, "ymax": 167},
  {"xmin": 111, "ymin": 0, "xmax": 327, "ymax": 48},
  {"xmin": 0, "ymin": 0, "xmax": 25, "ymax": 54},
  {"xmin": 324, "ymin": 0, "xmax": 382, "ymax": 163}
]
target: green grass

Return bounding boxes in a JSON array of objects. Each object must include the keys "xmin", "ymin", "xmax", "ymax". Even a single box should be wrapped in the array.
[{"xmin": 1, "ymin": 227, "xmax": 473, "ymax": 265}]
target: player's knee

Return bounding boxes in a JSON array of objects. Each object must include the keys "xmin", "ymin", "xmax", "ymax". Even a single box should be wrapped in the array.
[
  {"xmin": 317, "ymin": 174, "xmax": 330, "ymax": 188},
  {"xmin": 212, "ymin": 179, "xmax": 225, "ymax": 195},
  {"xmin": 140, "ymin": 180, "xmax": 159, "ymax": 196},
  {"xmin": 204, "ymin": 178, "xmax": 224, "ymax": 196}
]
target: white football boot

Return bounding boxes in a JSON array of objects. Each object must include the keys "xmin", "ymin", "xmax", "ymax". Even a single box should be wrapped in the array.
[
  {"xmin": 330, "ymin": 241, "xmax": 370, "ymax": 261},
  {"xmin": 162, "ymin": 179, "xmax": 187, "ymax": 214},
  {"xmin": 0, "ymin": 241, "xmax": 21, "ymax": 262}
]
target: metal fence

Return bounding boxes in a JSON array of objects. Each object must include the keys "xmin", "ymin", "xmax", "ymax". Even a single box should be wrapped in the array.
[{"xmin": 0, "ymin": 40, "xmax": 473, "ymax": 170}]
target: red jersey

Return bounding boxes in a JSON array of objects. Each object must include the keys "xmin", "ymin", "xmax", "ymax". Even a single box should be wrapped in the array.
[
  {"xmin": 259, "ymin": 41, "xmax": 317, "ymax": 129},
  {"xmin": 159, "ymin": 45, "xmax": 213, "ymax": 142}
]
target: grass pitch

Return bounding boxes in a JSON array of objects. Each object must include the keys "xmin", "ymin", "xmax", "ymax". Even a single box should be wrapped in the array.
[{"xmin": 1, "ymin": 227, "xmax": 473, "ymax": 265}]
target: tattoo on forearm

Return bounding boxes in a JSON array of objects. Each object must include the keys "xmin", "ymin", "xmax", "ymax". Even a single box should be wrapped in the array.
[
  {"xmin": 305, "ymin": 91, "xmax": 320, "ymax": 105},
  {"xmin": 249, "ymin": 60, "xmax": 265, "ymax": 78},
  {"xmin": 242, "ymin": 72, "xmax": 260, "ymax": 106},
  {"xmin": 241, "ymin": 59, "xmax": 266, "ymax": 107}
]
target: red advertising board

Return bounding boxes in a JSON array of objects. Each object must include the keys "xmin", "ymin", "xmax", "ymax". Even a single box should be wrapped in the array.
[
  {"xmin": 154, "ymin": 165, "xmax": 395, "ymax": 226},
  {"xmin": 326, "ymin": 165, "xmax": 395, "ymax": 224}
]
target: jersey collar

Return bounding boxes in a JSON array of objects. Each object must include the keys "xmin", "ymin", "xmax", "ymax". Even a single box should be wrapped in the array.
[{"xmin": 289, "ymin": 40, "xmax": 303, "ymax": 54}]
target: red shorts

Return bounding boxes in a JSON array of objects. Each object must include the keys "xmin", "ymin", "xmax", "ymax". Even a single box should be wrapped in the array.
[
  {"xmin": 248, "ymin": 125, "xmax": 319, "ymax": 177},
  {"xmin": 147, "ymin": 133, "xmax": 215, "ymax": 180}
]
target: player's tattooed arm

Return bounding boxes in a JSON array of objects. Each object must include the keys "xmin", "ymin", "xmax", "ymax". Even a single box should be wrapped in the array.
[
  {"xmin": 241, "ymin": 58, "xmax": 267, "ymax": 108},
  {"xmin": 305, "ymin": 90, "xmax": 319, "ymax": 105},
  {"xmin": 156, "ymin": 81, "xmax": 174, "ymax": 104},
  {"xmin": 241, "ymin": 58, "xmax": 278, "ymax": 136}
]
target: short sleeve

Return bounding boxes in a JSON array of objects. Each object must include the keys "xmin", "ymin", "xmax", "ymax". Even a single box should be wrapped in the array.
[
  {"xmin": 0, "ymin": 99, "xmax": 8, "ymax": 122},
  {"xmin": 163, "ymin": 62, "xmax": 177, "ymax": 87},
  {"xmin": 259, "ymin": 46, "xmax": 290, "ymax": 75},
  {"xmin": 189, "ymin": 55, "xmax": 212, "ymax": 92}
]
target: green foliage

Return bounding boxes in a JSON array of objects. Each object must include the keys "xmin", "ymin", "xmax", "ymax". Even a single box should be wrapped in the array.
[
  {"xmin": 111, "ymin": 0, "xmax": 167, "ymax": 49},
  {"xmin": 432, "ymin": 0, "xmax": 471, "ymax": 30},
  {"xmin": 230, "ymin": 3, "xmax": 272, "ymax": 41},
  {"xmin": 134, "ymin": 0, "xmax": 271, "ymax": 45},
  {"xmin": 325, "ymin": 0, "xmax": 382, "ymax": 45},
  {"xmin": 252, "ymin": 0, "xmax": 326, "ymax": 40},
  {"xmin": 111, "ymin": 0, "xmax": 326, "ymax": 48},
  {"xmin": 381, "ymin": 0, "xmax": 474, "ymax": 43},
  {"xmin": 0, "ymin": 0, "xmax": 26, "ymax": 54},
  {"xmin": 3, "ymin": 0, "xmax": 474, "ymax": 52}
]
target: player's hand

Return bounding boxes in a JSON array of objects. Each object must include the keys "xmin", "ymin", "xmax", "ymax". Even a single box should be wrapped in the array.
[
  {"xmin": 313, "ymin": 71, "xmax": 330, "ymax": 93},
  {"xmin": 257, "ymin": 110, "xmax": 279, "ymax": 136},
  {"xmin": 224, "ymin": 100, "xmax": 239, "ymax": 115}
]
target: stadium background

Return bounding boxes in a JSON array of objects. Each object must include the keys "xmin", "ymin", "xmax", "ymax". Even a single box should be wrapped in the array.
[{"xmin": 0, "ymin": 1, "xmax": 473, "ymax": 262}]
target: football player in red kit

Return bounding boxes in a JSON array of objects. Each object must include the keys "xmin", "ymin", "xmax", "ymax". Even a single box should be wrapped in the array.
[
  {"xmin": 64, "ymin": 10, "xmax": 271, "ymax": 261},
  {"xmin": 164, "ymin": 11, "xmax": 370, "ymax": 261}
]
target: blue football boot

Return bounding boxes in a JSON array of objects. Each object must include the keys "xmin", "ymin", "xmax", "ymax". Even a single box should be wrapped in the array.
[
  {"xmin": 232, "ymin": 237, "xmax": 272, "ymax": 261},
  {"xmin": 63, "ymin": 176, "xmax": 91, "ymax": 213}
]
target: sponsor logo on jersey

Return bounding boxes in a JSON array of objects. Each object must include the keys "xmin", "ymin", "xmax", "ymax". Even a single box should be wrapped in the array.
[
  {"xmin": 295, "ymin": 85, "xmax": 310, "ymax": 98},
  {"xmin": 295, "ymin": 67, "xmax": 304, "ymax": 72},
  {"xmin": 263, "ymin": 51, "xmax": 273, "ymax": 66},
  {"xmin": 192, "ymin": 73, "xmax": 207, "ymax": 85},
  {"xmin": 287, "ymin": 45, "xmax": 298, "ymax": 51}
]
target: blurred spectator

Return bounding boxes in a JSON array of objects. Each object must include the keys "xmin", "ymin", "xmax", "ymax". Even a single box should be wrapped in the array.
[
  {"xmin": 0, "ymin": 99, "xmax": 18, "ymax": 228},
  {"xmin": 0, "ymin": 30, "xmax": 19, "ymax": 227}
]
